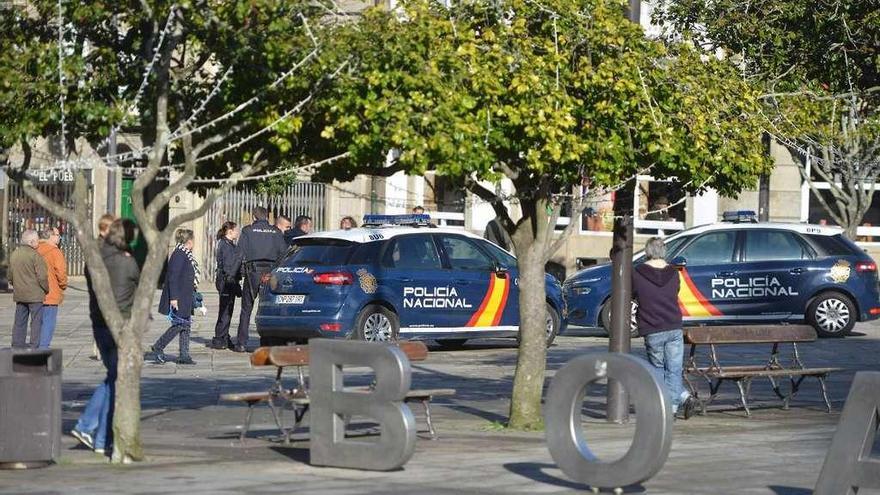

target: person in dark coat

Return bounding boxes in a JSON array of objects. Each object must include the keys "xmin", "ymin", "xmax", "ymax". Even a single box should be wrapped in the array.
[
  {"xmin": 152, "ymin": 229, "xmax": 199, "ymax": 365},
  {"xmin": 210, "ymin": 221, "xmax": 242, "ymax": 350},
  {"xmin": 235, "ymin": 207, "xmax": 287, "ymax": 352},
  {"xmin": 632, "ymin": 237, "xmax": 696, "ymax": 419},
  {"xmin": 283, "ymin": 215, "xmax": 312, "ymax": 246},
  {"xmin": 71, "ymin": 219, "xmax": 140, "ymax": 456}
]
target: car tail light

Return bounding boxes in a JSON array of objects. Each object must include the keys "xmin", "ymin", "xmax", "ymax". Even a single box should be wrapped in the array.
[
  {"xmin": 856, "ymin": 262, "xmax": 877, "ymax": 273},
  {"xmin": 320, "ymin": 323, "xmax": 342, "ymax": 332},
  {"xmin": 870, "ymin": 308, "xmax": 880, "ymax": 316},
  {"xmin": 313, "ymin": 272, "xmax": 353, "ymax": 285}
]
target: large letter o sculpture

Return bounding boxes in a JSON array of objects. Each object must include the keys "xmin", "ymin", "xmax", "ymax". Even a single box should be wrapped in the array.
[{"xmin": 544, "ymin": 353, "xmax": 673, "ymax": 489}]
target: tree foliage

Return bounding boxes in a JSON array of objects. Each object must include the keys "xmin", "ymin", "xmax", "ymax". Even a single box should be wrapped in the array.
[
  {"xmin": 309, "ymin": 0, "xmax": 771, "ymax": 428},
  {"xmin": 0, "ymin": 0, "xmax": 343, "ymax": 462},
  {"xmin": 655, "ymin": 0, "xmax": 880, "ymax": 238}
]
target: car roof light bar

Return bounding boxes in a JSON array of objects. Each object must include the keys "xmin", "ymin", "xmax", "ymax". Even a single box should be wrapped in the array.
[
  {"xmin": 362, "ymin": 214, "xmax": 432, "ymax": 227},
  {"xmin": 722, "ymin": 210, "xmax": 758, "ymax": 223}
]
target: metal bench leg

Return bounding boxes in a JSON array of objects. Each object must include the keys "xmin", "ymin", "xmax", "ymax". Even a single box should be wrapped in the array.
[
  {"xmin": 422, "ymin": 399, "xmax": 437, "ymax": 440},
  {"xmin": 286, "ymin": 404, "xmax": 309, "ymax": 443},
  {"xmin": 818, "ymin": 375, "xmax": 832, "ymax": 413},
  {"xmin": 735, "ymin": 379, "xmax": 751, "ymax": 417},
  {"xmin": 768, "ymin": 375, "xmax": 786, "ymax": 401},
  {"xmin": 785, "ymin": 376, "xmax": 807, "ymax": 410},
  {"xmin": 239, "ymin": 401, "xmax": 258, "ymax": 444},
  {"xmin": 266, "ymin": 396, "xmax": 290, "ymax": 445}
]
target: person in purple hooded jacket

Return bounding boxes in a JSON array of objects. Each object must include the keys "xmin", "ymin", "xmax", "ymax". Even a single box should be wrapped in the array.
[{"xmin": 632, "ymin": 237, "xmax": 697, "ymax": 419}]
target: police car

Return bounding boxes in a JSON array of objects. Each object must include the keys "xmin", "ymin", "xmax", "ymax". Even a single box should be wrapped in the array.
[
  {"xmin": 564, "ymin": 211, "xmax": 880, "ymax": 337},
  {"xmin": 255, "ymin": 214, "xmax": 567, "ymax": 347}
]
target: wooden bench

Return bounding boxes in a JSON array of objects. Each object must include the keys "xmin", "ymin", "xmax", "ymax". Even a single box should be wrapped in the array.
[
  {"xmin": 219, "ymin": 341, "xmax": 455, "ymax": 444},
  {"xmin": 683, "ymin": 325, "xmax": 840, "ymax": 416}
]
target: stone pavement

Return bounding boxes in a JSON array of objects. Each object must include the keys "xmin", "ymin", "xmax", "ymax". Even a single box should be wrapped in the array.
[{"xmin": 1, "ymin": 279, "xmax": 880, "ymax": 494}]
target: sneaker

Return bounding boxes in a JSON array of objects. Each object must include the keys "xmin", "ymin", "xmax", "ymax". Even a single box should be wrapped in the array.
[
  {"xmin": 232, "ymin": 344, "xmax": 246, "ymax": 353},
  {"xmin": 177, "ymin": 356, "xmax": 196, "ymax": 365},
  {"xmin": 678, "ymin": 396, "xmax": 698, "ymax": 420},
  {"xmin": 209, "ymin": 340, "xmax": 229, "ymax": 350},
  {"xmin": 94, "ymin": 447, "xmax": 105, "ymax": 455},
  {"xmin": 152, "ymin": 347, "xmax": 167, "ymax": 365},
  {"xmin": 71, "ymin": 429, "xmax": 95, "ymax": 450}
]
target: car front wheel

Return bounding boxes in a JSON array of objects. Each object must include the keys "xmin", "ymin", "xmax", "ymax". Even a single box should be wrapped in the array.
[
  {"xmin": 354, "ymin": 305, "xmax": 400, "ymax": 342},
  {"xmin": 808, "ymin": 292, "xmax": 856, "ymax": 337},
  {"xmin": 600, "ymin": 300, "xmax": 639, "ymax": 338}
]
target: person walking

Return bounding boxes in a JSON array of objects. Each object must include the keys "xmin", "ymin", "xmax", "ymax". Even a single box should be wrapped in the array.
[
  {"xmin": 275, "ymin": 214, "xmax": 292, "ymax": 236},
  {"xmin": 210, "ymin": 221, "xmax": 242, "ymax": 350},
  {"xmin": 91, "ymin": 214, "xmax": 116, "ymax": 361},
  {"xmin": 236, "ymin": 207, "xmax": 287, "ymax": 351},
  {"xmin": 152, "ymin": 229, "xmax": 199, "ymax": 365},
  {"xmin": 71, "ymin": 219, "xmax": 140, "ymax": 456},
  {"xmin": 632, "ymin": 237, "xmax": 696, "ymax": 419},
  {"xmin": 9, "ymin": 229, "xmax": 49, "ymax": 349},
  {"xmin": 36, "ymin": 227, "xmax": 68, "ymax": 348},
  {"xmin": 283, "ymin": 215, "xmax": 312, "ymax": 246}
]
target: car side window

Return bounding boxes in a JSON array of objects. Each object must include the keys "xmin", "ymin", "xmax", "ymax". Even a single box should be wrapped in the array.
[
  {"xmin": 481, "ymin": 240, "xmax": 516, "ymax": 268},
  {"xmin": 745, "ymin": 230, "xmax": 810, "ymax": 261},
  {"xmin": 383, "ymin": 235, "xmax": 442, "ymax": 270},
  {"xmin": 440, "ymin": 236, "xmax": 496, "ymax": 271},
  {"xmin": 679, "ymin": 231, "xmax": 737, "ymax": 265}
]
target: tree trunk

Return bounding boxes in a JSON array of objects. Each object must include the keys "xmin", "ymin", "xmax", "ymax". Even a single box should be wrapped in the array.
[
  {"xmin": 508, "ymin": 245, "xmax": 549, "ymax": 430},
  {"xmin": 112, "ymin": 324, "xmax": 145, "ymax": 463}
]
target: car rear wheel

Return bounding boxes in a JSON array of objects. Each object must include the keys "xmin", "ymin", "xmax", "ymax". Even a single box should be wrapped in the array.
[
  {"xmin": 436, "ymin": 338, "xmax": 468, "ymax": 349},
  {"xmin": 354, "ymin": 305, "xmax": 400, "ymax": 342},
  {"xmin": 808, "ymin": 292, "xmax": 856, "ymax": 337},
  {"xmin": 600, "ymin": 300, "xmax": 639, "ymax": 338}
]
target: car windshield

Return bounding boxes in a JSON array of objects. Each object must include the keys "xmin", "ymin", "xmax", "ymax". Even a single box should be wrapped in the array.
[
  {"xmin": 284, "ymin": 239, "xmax": 355, "ymax": 266},
  {"xmin": 633, "ymin": 234, "xmax": 692, "ymax": 262}
]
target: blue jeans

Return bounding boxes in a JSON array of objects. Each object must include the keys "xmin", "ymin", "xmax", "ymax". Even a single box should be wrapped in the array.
[
  {"xmin": 75, "ymin": 325, "xmax": 117, "ymax": 451},
  {"xmin": 39, "ymin": 305, "xmax": 58, "ymax": 349},
  {"xmin": 644, "ymin": 329, "xmax": 689, "ymax": 411}
]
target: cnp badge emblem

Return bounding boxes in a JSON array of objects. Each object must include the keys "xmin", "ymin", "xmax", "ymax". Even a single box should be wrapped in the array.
[
  {"xmin": 357, "ymin": 269, "xmax": 378, "ymax": 294},
  {"xmin": 830, "ymin": 260, "xmax": 852, "ymax": 284}
]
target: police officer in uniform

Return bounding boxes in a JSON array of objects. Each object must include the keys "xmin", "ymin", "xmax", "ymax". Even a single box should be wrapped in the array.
[{"xmin": 234, "ymin": 207, "xmax": 287, "ymax": 352}]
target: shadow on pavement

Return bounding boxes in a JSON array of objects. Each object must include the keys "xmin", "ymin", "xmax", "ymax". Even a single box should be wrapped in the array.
[
  {"xmin": 768, "ymin": 486, "xmax": 812, "ymax": 495},
  {"xmin": 503, "ymin": 462, "xmax": 646, "ymax": 493}
]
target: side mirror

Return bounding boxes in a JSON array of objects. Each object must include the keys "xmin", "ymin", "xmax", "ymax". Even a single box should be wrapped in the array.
[
  {"xmin": 671, "ymin": 256, "xmax": 687, "ymax": 267},
  {"xmin": 494, "ymin": 262, "xmax": 509, "ymax": 275}
]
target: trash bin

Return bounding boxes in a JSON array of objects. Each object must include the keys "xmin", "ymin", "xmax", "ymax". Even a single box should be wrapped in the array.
[{"xmin": 0, "ymin": 349, "xmax": 62, "ymax": 469}]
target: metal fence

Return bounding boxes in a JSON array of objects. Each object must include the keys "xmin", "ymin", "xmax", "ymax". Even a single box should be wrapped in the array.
[
  {"xmin": 201, "ymin": 183, "xmax": 326, "ymax": 281},
  {"xmin": 5, "ymin": 179, "xmax": 90, "ymax": 276}
]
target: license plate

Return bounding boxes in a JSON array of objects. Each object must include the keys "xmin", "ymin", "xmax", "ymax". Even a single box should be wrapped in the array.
[{"xmin": 276, "ymin": 294, "xmax": 306, "ymax": 304}]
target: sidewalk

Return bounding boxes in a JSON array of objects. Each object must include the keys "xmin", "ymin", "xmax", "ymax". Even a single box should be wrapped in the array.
[{"xmin": 0, "ymin": 284, "xmax": 878, "ymax": 494}]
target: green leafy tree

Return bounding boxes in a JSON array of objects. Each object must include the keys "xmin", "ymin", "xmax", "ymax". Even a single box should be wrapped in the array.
[
  {"xmin": 0, "ymin": 0, "xmax": 346, "ymax": 462},
  {"xmin": 307, "ymin": 0, "xmax": 771, "ymax": 428},
  {"xmin": 655, "ymin": 0, "xmax": 880, "ymax": 238}
]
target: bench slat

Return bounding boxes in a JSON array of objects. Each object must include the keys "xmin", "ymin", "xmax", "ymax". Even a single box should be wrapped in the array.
[
  {"xmin": 685, "ymin": 325, "xmax": 816, "ymax": 344},
  {"xmin": 263, "ymin": 341, "xmax": 429, "ymax": 368},
  {"xmin": 705, "ymin": 367, "xmax": 841, "ymax": 379}
]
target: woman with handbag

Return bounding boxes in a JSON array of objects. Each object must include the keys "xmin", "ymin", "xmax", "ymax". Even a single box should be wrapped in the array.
[
  {"xmin": 210, "ymin": 221, "xmax": 242, "ymax": 350},
  {"xmin": 151, "ymin": 229, "xmax": 199, "ymax": 365}
]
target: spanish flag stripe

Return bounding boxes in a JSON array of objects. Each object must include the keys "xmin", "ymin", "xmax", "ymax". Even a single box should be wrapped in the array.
[
  {"xmin": 475, "ymin": 276, "xmax": 508, "ymax": 327},
  {"xmin": 466, "ymin": 275, "xmax": 497, "ymax": 327},
  {"xmin": 678, "ymin": 269, "xmax": 723, "ymax": 317},
  {"xmin": 490, "ymin": 274, "xmax": 511, "ymax": 326}
]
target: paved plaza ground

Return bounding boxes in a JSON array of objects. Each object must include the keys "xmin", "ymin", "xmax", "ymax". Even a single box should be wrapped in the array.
[{"xmin": 1, "ymin": 279, "xmax": 879, "ymax": 494}]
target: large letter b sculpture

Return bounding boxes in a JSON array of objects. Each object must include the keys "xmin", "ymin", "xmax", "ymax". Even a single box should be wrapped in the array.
[
  {"xmin": 309, "ymin": 339, "xmax": 417, "ymax": 471},
  {"xmin": 545, "ymin": 353, "xmax": 673, "ymax": 490}
]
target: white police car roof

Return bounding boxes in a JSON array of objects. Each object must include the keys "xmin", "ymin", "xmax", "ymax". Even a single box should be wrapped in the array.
[
  {"xmin": 299, "ymin": 226, "xmax": 485, "ymax": 243},
  {"xmin": 677, "ymin": 221, "xmax": 844, "ymax": 237}
]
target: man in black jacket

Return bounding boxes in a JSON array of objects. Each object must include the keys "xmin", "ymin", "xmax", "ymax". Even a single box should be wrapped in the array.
[
  {"xmin": 284, "ymin": 215, "xmax": 312, "ymax": 246},
  {"xmin": 632, "ymin": 237, "xmax": 696, "ymax": 419},
  {"xmin": 234, "ymin": 207, "xmax": 286, "ymax": 352}
]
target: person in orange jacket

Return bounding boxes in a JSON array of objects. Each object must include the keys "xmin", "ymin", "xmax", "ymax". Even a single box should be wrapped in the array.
[{"xmin": 36, "ymin": 226, "xmax": 68, "ymax": 348}]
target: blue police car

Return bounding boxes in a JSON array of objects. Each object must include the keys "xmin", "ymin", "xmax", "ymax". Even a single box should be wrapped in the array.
[
  {"xmin": 564, "ymin": 212, "xmax": 880, "ymax": 337},
  {"xmin": 256, "ymin": 215, "xmax": 567, "ymax": 347}
]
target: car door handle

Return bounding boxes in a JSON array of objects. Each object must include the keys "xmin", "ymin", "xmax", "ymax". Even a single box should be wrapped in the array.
[
  {"xmin": 789, "ymin": 268, "xmax": 805, "ymax": 275},
  {"xmin": 715, "ymin": 271, "xmax": 736, "ymax": 277}
]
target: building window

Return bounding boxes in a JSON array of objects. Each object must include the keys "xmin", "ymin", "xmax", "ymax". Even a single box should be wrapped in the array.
[
  {"xmin": 801, "ymin": 155, "xmax": 880, "ymax": 243},
  {"xmin": 634, "ymin": 177, "xmax": 686, "ymax": 235}
]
